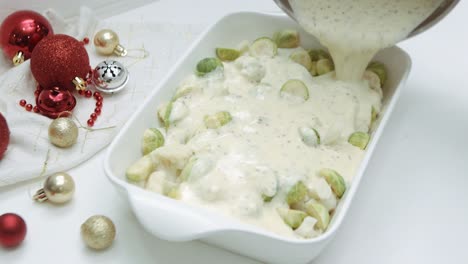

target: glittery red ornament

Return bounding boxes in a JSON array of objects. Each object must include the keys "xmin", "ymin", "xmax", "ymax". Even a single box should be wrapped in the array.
[
  {"xmin": 0, "ymin": 213, "xmax": 27, "ymax": 248},
  {"xmin": 0, "ymin": 113, "xmax": 10, "ymax": 160},
  {"xmin": 30, "ymin": 34, "xmax": 90, "ymax": 91},
  {"xmin": 0, "ymin": 10, "xmax": 53, "ymax": 65},
  {"xmin": 36, "ymin": 87, "xmax": 76, "ymax": 119}
]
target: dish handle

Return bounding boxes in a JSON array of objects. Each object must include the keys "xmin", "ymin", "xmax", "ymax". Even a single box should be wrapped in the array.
[{"xmin": 128, "ymin": 188, "xmax": 223, "ymax": 241}]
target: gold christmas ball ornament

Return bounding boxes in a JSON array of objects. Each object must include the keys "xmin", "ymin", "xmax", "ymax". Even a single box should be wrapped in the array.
[
  {"xmin": 48, "ymin": 117, "xmax": 78, "ymax": 148},
  {"xmin": 33, "ymin": 172, "xmax": 75, "ymax": 204},
  {"xmin": 81, "ymin": 215, "xmax": 116, "ymax": 250},
  {"xmin": 94, "ymin": 29, "xmax": 127, "ymax": 56}
]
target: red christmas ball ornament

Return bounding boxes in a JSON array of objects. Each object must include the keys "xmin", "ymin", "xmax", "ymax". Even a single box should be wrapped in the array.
[
  {"xmin": 0, "ymin": 10, "xmax": 53, "ymax": 66},
  {"xmin": 0, "ymin": 113, "xmax": 10, "ymax": 159},
  {"xmin": 36, "ymin": 87, "xmax": 76, "ymax": 119},
  {"xmin": 31, "ymin": 34, "xmax": 90, "ymax": 92},
  {"xmin": 0, "ymin": 213, "xmax": 27, "ymax": 248}
]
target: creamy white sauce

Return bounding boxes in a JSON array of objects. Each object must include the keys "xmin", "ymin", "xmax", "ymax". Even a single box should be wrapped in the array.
[
  {"xmin": 290, "ymin": 0, "xmax": 442, "ymax": 80},
  {"xmin": 145, "ymin": 48, "xmax": 381, "ymax": 238}
]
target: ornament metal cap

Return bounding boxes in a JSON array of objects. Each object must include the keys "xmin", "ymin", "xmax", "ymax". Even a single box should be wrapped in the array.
[
  {"xmin": 33, "ymin": 172, "xmax": 75, "ymax": 204},
  {"xmin": 72, "ymin": 77, "xmax": 87, "ymax": 91},
  {"xmin": 12, "ymin": 51, "xmax": 24, "ymax": 66},
  {"xmin": 92, "ymin": 60, "xmax": 129, "ymax": 94}
]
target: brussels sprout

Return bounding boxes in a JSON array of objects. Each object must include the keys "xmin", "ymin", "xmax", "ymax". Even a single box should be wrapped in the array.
[
  {"xmin": 249, "ymin": 37, "xmax": 278, "ymax": 58},
  {"xmin": 262, "ymin": 194, "xmax": 274, "ymax": 202},
  {"xmin": 316, "ymin": 59, "xmax": 334, "ymax": 75},
  {"xmin": 348, "ymin": 131, "xmax": 370, "ymax": 150},
  {"xmin": 204, "ymin": 111, "xmax": 232, "ymax": 129},
  {"xmin": 298, "ymin": 127, "xmax": 320, "ymax": 147},
  {"xmin": 305, "ymin": 201, "xmax": 330, "ymax": 230},
  {"xmin": 141, "ymin": 128, "xmax": 164, "ymax": 155},
  {"xmin": 179, "ymin": 157, "xmax": 197, "ymax": 181},
  {"xmin": 277, "ymin": 208, "xmax": 307, "ymax": 229},
  {"xmin": 286, "ymin": 181, "xmax": 308, "ymax": 206},
  {"xmin": 363, "ymin": 70, "xmax": 381, "ymax": 91},
  {"xmin": 319, "ymin": 168, "xmax": 346, "ymax": 198},
  {"xmin": 280, "ymin": 79, "xmax": 309, "ymax": 101},
  {"xmin": 294, "ymin": 216, "xmax": 320, "ymax": 238},
  {"xmin": 157, "ymin": 101, "xmax": 173, "ymax": 129},
  {"xmin": 273, "ymin": 29, "xmax": 300, "ymax": 48},
  {"xmin": 216, "ymin": 48, "xmax": 240, "ymax": 61},
  {"xmin": 196, "ymin": 57, "xmax": 223, "ymax": 77},
  {"xmin": 165, "ymin": 187, "xmax": 180, "ymax": 199},
  {"xmin": 290, "ymin": 49, "xmax": 312, "ymax": 70},
  {"xmin": 310, "ymin": 61, "xmax": 318, "ymax": 76},
  {"xmin": 367, "ymin": 61, "xmax": 387, "ymax": 86},
  {"xmin": 126, "ymin": 155, "xmax": 156, "ymax": 182},
  {"xmin": 158, "ymin": 101, "xmax": 189, "ymax": 130},
  {"xmin": 180, "ymin": 156, "xmax": 214, "ymax": 182},
  {"xmin": 308, "ymin": 49, "xmax": 331, "ymax": 61},
  {"xmin": 371, "ymin": 106, "xmax": 378, "ymax": 123}
]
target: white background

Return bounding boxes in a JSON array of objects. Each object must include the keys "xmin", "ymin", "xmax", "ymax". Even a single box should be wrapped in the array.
[{"xmin": 1, "ymin": 0, "xmax": 468, "ymax": 263}]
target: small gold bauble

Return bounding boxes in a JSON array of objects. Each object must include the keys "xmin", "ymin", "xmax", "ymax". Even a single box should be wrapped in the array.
[
  {"xmin": 33, "ymin": 172, "xmax": 75, "ymax": 204},
  {"xmin": 81, "ymin": 215, "xmax": 116, "ymax": 250},
  {"xmin": 93, "ymin": 29, "xmax": 127, "ymax": 56},
  {"xmin": 48, "ymin": 117, "xmax": 78, "ymax": 148}
]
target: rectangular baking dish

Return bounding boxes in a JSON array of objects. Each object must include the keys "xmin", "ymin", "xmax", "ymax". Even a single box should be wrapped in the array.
[{"xmin": 104, "ymin": 12, "xmax": 411, "ymax": 264}]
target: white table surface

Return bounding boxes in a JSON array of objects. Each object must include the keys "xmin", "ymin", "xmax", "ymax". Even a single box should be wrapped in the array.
[{"xmin": 1, "ymin": 0, "xmax": 467, "ymax": 263}]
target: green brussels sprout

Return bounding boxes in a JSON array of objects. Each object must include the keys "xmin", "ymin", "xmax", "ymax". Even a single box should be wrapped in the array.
[
  {"xmin": 308, "ymin": 49, "xmax": 331, "ymax": 61},
  {"xmin": 290, "ymin": 49, "xmax": 313, "ymax": 70},
  {"xmin": 363, "ymin": 70, "xmax": 381, "ymax": 91},
  {"xmin": 126, "ymin": 155, "xmax": 156, "ymax": 182},
  {"xmin": 273, "ymin": 29, "xmax": 300, "ymax": 48},
  {"xmin": 249, "ymin": 37, "xmax": 278, "ymax": 58},
  {"xmin": 204, "ymin": 111, "xmax": 232, "ymax": 129},
  {"xmin": 298, "ymin": 127, "xmax": 320, "ymax": 147},
  {"xmin": 277, "ymin": 208, "xmax": 307, "ymax": 229},
  {"xmin": 280, "ymin": 79, "xmax": 309, "ymax": 101},
  {"xmin": 157, "ymin": 101, "xmax": 173, "ymax": 129},
  {"xmin": 216, "ymin": 48, "xmax": 240, "ymax": 61},
  {"xmin": 141, "ymin": 128, "xmax": 164, "ymax": 155},
  {"xmin": 316, "ymin": 59, "xmax": 334, "ymax": 75},
  {"xmin": 348, "ymin": 131, "xmax": 370, "ymax": 150},
  {"xmin": 367, "ymin": 61, "xmax": 387, "ymax": 86},
  {"xmin": 309, "ymin": 61, "xmax": 318, "ymax": 76},
  {"xmin": 196, "ymin": 57, "xmax": 223, "ymax": 77},
  {"xmin": 305, "ymin": 201, "xmax": 330, "ymax": 230},
  {"xmin": 180, "ymin": 157, "xmax": 197, "ymax": 181},
  {"xmin": 286, "ymin": 181, "xmax": 308, "ymax": 206},
  {"xmin": 319, "ymin": 168, "xmax": 347, "ymax": 199}
]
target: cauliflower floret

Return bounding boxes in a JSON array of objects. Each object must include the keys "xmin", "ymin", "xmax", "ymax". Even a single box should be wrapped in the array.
[{"xmin": 235, "ymin": 56, "xmax": 265, "ymax": 82}]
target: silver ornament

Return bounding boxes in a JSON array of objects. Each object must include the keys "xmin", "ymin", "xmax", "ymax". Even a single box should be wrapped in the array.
[
  {"xmin": 33, "ymin": 172, "xmax": 75, "ymax": 204},
  {"xmin": 48, "ymin": 117, "xmax": 79, "ymax": 148},
  {"xmin": 92, "ymin": 60, "xmax": 129, "ymax": 94},
  {"xmin": 81, "ymin": 215, "xmax": 116, "ymax": 250}
]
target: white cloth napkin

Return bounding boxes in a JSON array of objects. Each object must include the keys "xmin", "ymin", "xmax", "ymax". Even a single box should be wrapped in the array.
[{"xmin": 0, "ymin": 7, "xmax": 203, "ymax": 186}]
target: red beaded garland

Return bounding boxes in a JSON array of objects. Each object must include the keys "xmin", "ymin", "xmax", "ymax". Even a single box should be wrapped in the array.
[
  {"xmin": 83, "ymin": 37, "xmax": 89, "ymax": 44},
  {"xmin": 33, "ymin": 106, "xmax": 39, "ymax": 113},
  {"xmin": 90, "ymin": 113, "xmax": 97, "ymax": 121},
  {"xmin": 87, "ymin": 119, "xmax": 94, "ymax": 127},
  {"xmin": 85, "ymin": 90, "xmax": 92, "ymax": 98},
  {"xmin": 94, "ymin": 107, "xmax": 101, "ymax": 115},
  {"xmin": 25, "ymin": 104, "xmax": 32, "ymax": 111},
  {"xmin": 96, "ymin": 101, "xmax": 102, "ymax": 107},
  {"xmin": 19, "ymin": 99, "xmax": 26, "ymax": 106}
]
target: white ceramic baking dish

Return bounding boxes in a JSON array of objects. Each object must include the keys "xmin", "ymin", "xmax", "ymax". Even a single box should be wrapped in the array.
[{"xmin": 104, "ymin": 12, "xmax": 411, "ymax": 264}]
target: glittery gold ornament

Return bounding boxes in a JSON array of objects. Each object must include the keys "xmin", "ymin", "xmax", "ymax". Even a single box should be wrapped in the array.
[
  {"xmin": 33, "ymin": 172, "xmax": 75, "ymax": 204},
  {"xmin": 81, "ymin": 215, "xmax": 116, "ymax": 250},
  {"xmin": 93, "ymin": 29, "xmax": 127, "ymax": 56},
  {"xmin": 48, "ymin": 117, "xmax": 78, "ymax": 148}
]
